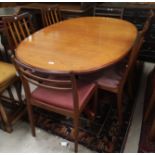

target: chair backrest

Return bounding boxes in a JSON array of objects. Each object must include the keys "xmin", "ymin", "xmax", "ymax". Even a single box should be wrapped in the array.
[
  {"xmin": 2, "ymin": 12, "xmax": 34, "ymax": 51},
  {"xmin": 41, "ymin": 5, "xmax": 62, "ymax": 27},
  {"xmin": 12, "ymin": 56, "xmax": 80, "ymax": 114}
]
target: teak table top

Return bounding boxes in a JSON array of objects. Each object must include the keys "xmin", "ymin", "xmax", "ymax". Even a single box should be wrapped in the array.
[{"xmin": 16, "ymin": 17, "xmax": 137, "ymax": 74}]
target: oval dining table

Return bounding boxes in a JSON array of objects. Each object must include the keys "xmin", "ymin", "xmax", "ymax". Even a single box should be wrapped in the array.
[{"xmin": 15, "ymin": 17, "xmax": 137, "ymax": 74}]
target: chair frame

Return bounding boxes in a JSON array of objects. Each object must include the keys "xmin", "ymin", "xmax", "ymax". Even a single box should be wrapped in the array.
[
  {"xmin": 0, "ymin": 71, "xmax": 25, "ymax": 132},
  {"xmin": 12, "ymin": 56, "xmax": 97, "ymax": 152}
]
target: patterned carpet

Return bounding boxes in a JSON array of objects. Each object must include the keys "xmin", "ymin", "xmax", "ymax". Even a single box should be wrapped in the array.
[{"xmin": 30, "ymin": 91, "xmax": 135, "ymax": 153}]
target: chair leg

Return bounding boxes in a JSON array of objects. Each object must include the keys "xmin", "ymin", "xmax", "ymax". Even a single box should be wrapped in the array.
[
  {"xmin": 27, "ymin": 103, "xmax": 36, "ymax": 137},
  {"xmin": 14, "ymin": 79, "xmax": 23, "ymax": 103},
  {"xmin": 0, "ymin": 103, "xmax": 12, "ymax": 132},
  {"xmin": 93, "ymin": 88, "xmax": 98, "ymax": 117},
  {"xmin": 73, "ymin": 117, "xmax": 79, "ymax": 153},
  {"xmin": 116, "ymin": 93, "xmax": 123, "ymax": 126},
  {"xmin": 7, "ymin": 86, "xmax": 15, "ymax": 104},
  {"xmin": 144, "ymin": 91, "xmax": 155, "ymax": 122}
]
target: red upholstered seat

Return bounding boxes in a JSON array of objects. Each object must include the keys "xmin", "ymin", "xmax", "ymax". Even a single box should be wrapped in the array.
[{"xmin": 32, "ymin": 82, "xmax": 96, "ymax": 111}]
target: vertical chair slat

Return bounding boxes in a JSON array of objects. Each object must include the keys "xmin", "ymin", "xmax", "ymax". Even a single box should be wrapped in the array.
[
  {"xmin": 54, "ymin": 9, "xmax": 59, "ymax": 22},
  {"xmin": 50, "ymin": 10, "xmax": 55, "ymax": 24},
  {"xmin": 7, "ymin": 22, "xmax": 18, "ymax": 47},
  {"xmin": 13, "ymin": 22, "xmax": 22, "ymax": 42},
  {"xmin": 23, "ymin": 18, "xmax": 30, "ymax": 36},
  {"xmin": 47, "ymin": 11, "xmax": 52, "ymax": 25},
  {"xmin": 44, "ymin": 12, "xmax": 49, "ymax": 26},
  {"xmin": 18, "ymin": 20, "xmax": 26, "ymax": 39}
]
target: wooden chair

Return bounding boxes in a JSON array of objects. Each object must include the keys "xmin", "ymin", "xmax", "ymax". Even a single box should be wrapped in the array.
[
  {"xmin": 97, "ymin": 31, "xmax": 145, "ymax": 125},
  {"xmin": 0, "ymin": 13, "xmax": 34, "ymax": 132},
  {"xmin": 79, "ymin": 11, "xmax": 152, "ymax": 126},
  {"xmin": 41, "ymin": 5, "xmax": 62, "ymax": 27},
  {"xmin": 12, "ymin": 56, "xmax": 97, "ymax": 153},
  {"xmin": 0, "ymin": 58, "xmax": 24, "ymax": 132},
  {"xmin": 2, "ymin": 12, "xmax": 34, "ymax": 53},
  {"xmin": 93, "ymin": 18, "xmax": 151, "ymax": 126}
]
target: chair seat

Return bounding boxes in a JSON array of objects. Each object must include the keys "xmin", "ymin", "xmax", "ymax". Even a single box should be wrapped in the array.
[
  {"xmin": 0, "ymin": 61, "xmax": 16, "ymax": 89},
  {"xmin": 96, "ymin": 67, "xmax": 122, "ymax": 91},
  {"xmin": 32, "ymin": 82, "xmax": 96, "ymax": 111},
  {"xmin": 95, "ymin": 62, "xmax": 126, "ymax": 94}
]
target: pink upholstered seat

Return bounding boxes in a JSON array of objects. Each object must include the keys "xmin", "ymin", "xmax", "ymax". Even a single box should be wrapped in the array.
[
  {"xmin": 32, "ymin": 82, "xmax": 96, "ymax": 111},
  {"xmin": 96, "ymin": 62, "xmax": 126, "ymax": 90}
]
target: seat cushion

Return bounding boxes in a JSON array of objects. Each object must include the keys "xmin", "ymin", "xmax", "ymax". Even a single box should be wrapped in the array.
[
  {"xmin": 32, "ymin": 82, "xmax": 96, "ymax": 111},
  {"xmin": 0, "ymin": 61, "xmax": 16, "ymax": 88},
  {"xmin": 96, "ymin": 67, "xmax": 123, "ymax": 91}
]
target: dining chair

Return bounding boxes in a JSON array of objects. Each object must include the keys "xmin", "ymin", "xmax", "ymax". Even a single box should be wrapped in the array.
[
  {"xmin": 0, "ymin": 60, "xmax": 25, "ymax": 132},
  {"xmin": 2, "ymin": 12, "xmax": 34, "ymax": 53},
  {"xmin": 94, "ymin": 18, "xmax": 150, "ymax": 126},
  {"xmin": 80, "ymin": 11, "xmax": 152, "ymax": 126},
  {"xmin": 41, "ymin": 5, "xmax": 62, "ymax": 27},
  {"xmin": 12, "ymin": 56, "xmax": 97, "ymax": 153},
  {"xmin": 0, "ymin": 12, "xmax": 34, "ymax": 132}
]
